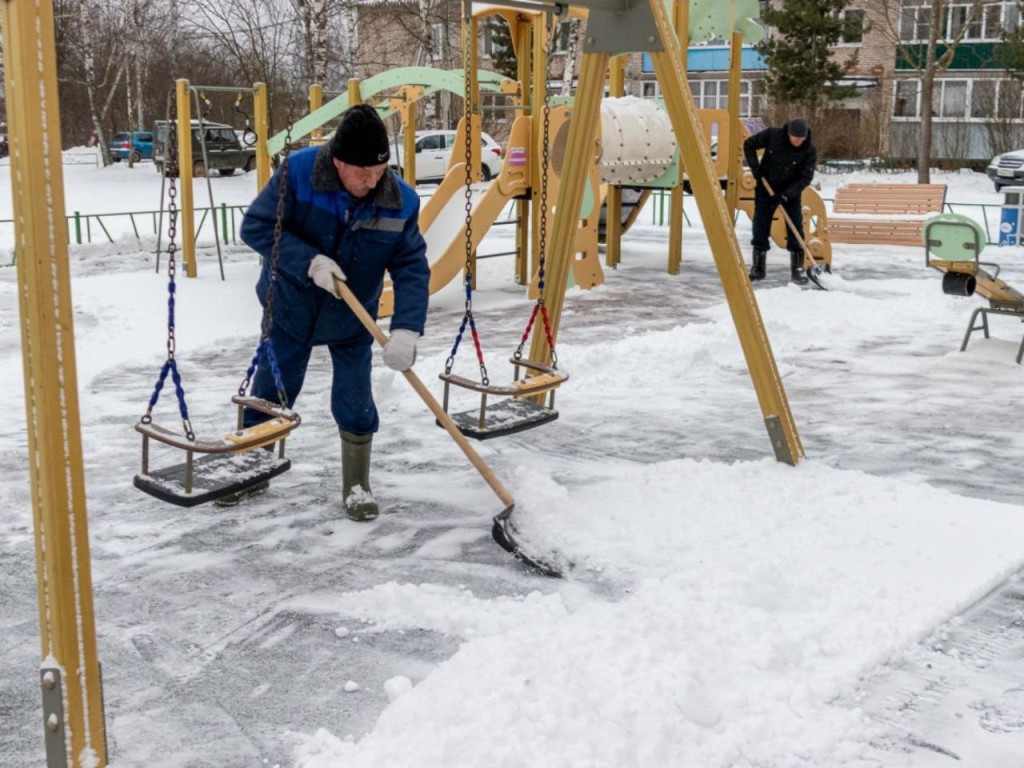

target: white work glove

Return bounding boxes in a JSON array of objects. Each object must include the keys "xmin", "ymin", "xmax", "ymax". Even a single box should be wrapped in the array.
[
  {"xmin": 382, "ymin": 329, "xmax": 419, "ymax": 372},
  {"xmin": 308, "ymin": 254, "xmax": 346, "ymax": 298}
]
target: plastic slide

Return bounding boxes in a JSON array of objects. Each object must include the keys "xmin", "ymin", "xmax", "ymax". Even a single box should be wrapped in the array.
[{"xmin": 378, "ymin": 116, "xmax": 531, "ymax": 317}]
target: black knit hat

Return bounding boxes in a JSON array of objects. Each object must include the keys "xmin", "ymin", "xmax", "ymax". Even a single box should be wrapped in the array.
[
  {"xmin": 787, "ymin": 118, "xmax": 809, "ymax": 138},
  {"xmin": 330, "ymin": 104, "xmax": 391, "ymax": 167}
]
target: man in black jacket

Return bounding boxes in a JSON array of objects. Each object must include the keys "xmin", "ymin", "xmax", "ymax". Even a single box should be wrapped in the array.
[{"xmin": 743, "ymin": 118, "xmax": 816, "ymax": 285}]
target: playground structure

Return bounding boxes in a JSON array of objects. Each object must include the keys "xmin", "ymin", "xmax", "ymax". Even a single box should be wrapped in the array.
[
  {"xmin": 924, "ymin": 212, "xmax": 1024, "ymax": 363},
  {"xmin": 157, "ymin": 80, "xmax": 271, "ymax": 279},
  {"xmin": 5, "ymin": 0, "xmax": 809, "ymax": 764}
]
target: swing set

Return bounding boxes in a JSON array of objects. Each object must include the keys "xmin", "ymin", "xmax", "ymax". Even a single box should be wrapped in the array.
[
  {"xmin": 437, "ymin": 8, "xmax": 569, "ymax": 440},
  {"xmin": 133, "ymin": 107, "xmax": 301, "ymax": 507}
]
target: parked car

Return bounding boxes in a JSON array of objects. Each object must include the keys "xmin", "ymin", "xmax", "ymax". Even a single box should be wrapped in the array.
[
  {"xmin": 153, "ymin": 119, "xmax": 257, "ymax": 177},
  {"xmin": 109, "ymin": 131, "xmax": 154, "ymax": 162},
  {"xmin": 986, "ymin": 148, "xmax": 1024, "ymax": 191},
  {"xmin": 388, "ymin": 130, "xmax": 503, "ymax": 183}
]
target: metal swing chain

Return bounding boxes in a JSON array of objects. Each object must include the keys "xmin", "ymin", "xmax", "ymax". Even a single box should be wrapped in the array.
[
  {"xmin": 142, "ymin": 94, "xmax": 195, "ymax": 441},
  {"xmin": 445, "ymin": 10, "xmax": 489, "ymax": 385},
  {"xmin": 515, "ymin": 11, "xmax": 560, "ymax": 370},
  {"xmin": 238, "ymin": 114, "xmax": 294, "ymax": 409}
]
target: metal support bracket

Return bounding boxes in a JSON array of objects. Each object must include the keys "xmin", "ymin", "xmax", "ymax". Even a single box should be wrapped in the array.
[
  {"xmin": 40, "ymin": 666, "xmax": 69, "ymax": 768},
  {"xmin": 764, "ymin": 415, "xmax": 796, "ymax": 466},
  {"xmin": 582, "ymin": 2, "xmax": 663, "ymax": 54}
]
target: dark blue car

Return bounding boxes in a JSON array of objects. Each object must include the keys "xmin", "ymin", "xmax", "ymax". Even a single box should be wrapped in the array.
[{"xmin": 109, "ymin": 131, "xmax": 154, "ymax": 162}]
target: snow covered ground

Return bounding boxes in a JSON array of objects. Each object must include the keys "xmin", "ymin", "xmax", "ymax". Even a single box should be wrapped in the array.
[{"xmin": 2, "ymin": 158, "xmax": 1024, "ymax": 767}]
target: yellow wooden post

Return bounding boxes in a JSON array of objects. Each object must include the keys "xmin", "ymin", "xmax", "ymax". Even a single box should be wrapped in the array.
[
  {"xmin": 308, "ymin": 83, "xmax": 324, "ymax": 145},
  {"xmin": 254, "ymin": 82, "xmax": 271, "ymax": 191},
  {"xmin": 388, "ymin": 86, "xmax": 422, "ymax": 187},
  {"xmin": 530, "ymin": 14, "xmax": 549, "ymax": 282},
  {"xmin": 466, "ymin": 15, "xmax": 482, "ymax": 182},
  {"xmin": 647, "ymin": 0, "xmax": 802, "ymax": 464},
  {"xmin": 348, "ymin": 78, "xmax": 362, "ymax": 106},
  {"xmin": 725, "ymin": 28, "xmax": 743, "ymax": 214},
  {"xmin": 514, "ymin": 14, "xmax": 534, "ymax": 284},
  {"xmin": 1, "ymin": 0, "xmax": 108, "ymax": 763},
  {"xmin": 527, "ymin": 51, "xmax": 609, "ymax": 364},
  {"xmin": 175, "ymin": 78, "xmax": 197, "ymax": 277},
  {"xmin": 667, "ymin": 0, "xmax": 689, "ymax": 276},
  {"xmin": 605, "ymin": 56, "xmax": 625, "ymax": 269}
]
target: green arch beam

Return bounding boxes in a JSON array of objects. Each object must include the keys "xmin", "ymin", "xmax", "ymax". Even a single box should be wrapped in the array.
[{"xmin": 266, "ymin": 67, "xmax": 517, "ymax": 156}]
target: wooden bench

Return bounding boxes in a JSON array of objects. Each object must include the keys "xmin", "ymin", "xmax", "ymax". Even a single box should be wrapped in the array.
[
  {"xmin": 923, "ymin": 213, "xmax": 1024, "ymax": 363},
  {"xmin": 828, "ymin": 183, "xmax": 947, "ymax": 246}
]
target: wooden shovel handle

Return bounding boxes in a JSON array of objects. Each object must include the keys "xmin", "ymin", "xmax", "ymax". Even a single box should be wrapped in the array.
[
  {"xmin": 333, "ymin": 275, "xmax": 515, "ymax": 508},
  {"xmin": 759, "ymin": 178, "xmax": 821, "ymax": 268}
]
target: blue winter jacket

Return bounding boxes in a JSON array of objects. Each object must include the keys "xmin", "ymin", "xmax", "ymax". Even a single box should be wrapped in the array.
[{"xmin": 241, "ymin": 144, "xmax": 430, "ymax": 345}]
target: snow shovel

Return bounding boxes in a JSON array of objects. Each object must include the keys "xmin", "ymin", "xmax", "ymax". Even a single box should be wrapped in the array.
[
  {"xmin": 334, "ymin": 276, "xmax": 561, "ymax": 578},
  {"xmin": 760, "ymin": 178, "xmax": 828, "ymax": 291}
]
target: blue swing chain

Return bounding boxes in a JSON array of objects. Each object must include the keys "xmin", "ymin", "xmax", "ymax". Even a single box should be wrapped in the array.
[
  {"xmin": 238, "ymin": 119, "xmax": 293, "ymax": 408},
  {"xmin": 142, "ymin": 101, "xmax": 195, "ymax": 441},
  {"xmin": 445, "ymin": 15, "xmax": 490, "ymax": 386}
]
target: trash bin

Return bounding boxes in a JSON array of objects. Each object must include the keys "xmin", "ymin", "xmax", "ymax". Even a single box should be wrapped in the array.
[{"xmin": 999, "ymin": 186, "xmax": 1024, "ymax": 246}]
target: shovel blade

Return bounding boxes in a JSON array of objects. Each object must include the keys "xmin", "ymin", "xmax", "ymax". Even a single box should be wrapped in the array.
[{"xmin": 492, "ymin": 505, "xmax": 563, "ymax": 578}]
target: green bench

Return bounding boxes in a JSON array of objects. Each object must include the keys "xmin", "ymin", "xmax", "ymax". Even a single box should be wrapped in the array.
[{"xmin": 923, "ymin": 213, "xmax": 1024, "ymax": 363}]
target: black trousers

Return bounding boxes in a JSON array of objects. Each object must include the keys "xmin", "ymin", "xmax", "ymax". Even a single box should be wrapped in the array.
[{"xmin": 751, "ymin": 186, "xmax": 804, "ymax": 252}]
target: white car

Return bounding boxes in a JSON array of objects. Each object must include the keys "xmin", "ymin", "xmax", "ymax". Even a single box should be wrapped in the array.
[
  {"xmin": 987, "ymin": 148, "xmax": 1024, "ymax": 191},
  {"xmin": 389, "ymin": 130, "xmax": 503, "ymax": 183}
]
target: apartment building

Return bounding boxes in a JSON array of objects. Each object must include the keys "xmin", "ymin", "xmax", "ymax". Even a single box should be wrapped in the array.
[
  {"xmin": 349, "ymin": 1, "xmax": 1023, "ymax": 162},
  {"xmin": 628, "ymin": 0, "xmax": 1023, "ymax": 161}
]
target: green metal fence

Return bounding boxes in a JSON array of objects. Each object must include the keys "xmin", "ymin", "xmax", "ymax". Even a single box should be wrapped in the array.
[
  {"xmin": 0, "ymin": 192, "xmax": 1008, "ymax": 269},
  {"xmin": 0, "ymin": 203, "xmax": 249, "ymax": 254}
]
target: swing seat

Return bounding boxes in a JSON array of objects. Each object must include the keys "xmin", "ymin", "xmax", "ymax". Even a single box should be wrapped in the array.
[
  {"xmin": 134, "ymin": 396, "xmax": 301, "ymax": 507},
  {"xmin": 133, "ymin": 450, "xmax": 292, "ymax": 507},
  {"xmin": 439, "ymin": 359, "xmax": 569, "ymax": 440}
]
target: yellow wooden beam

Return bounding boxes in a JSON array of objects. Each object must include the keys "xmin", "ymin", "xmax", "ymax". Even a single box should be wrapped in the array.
[
  {"xmin": 176, "ymin": 79, "xmax": 197, "ymax": 277},
  {"xmin": 2, "ymin": 0, "xmax": 108, "ymax": 762},
  {"xmin": 527, "ymin": 51, "xmax": 610, "ymax": 365},
  {"xmin": 605, "ymin": 55, "xmax": 625, "ymax": 269},
  {"xmin": 647, "ymin": 0, "xmax": 802, "ymax": 463},
  {"xmin": 308, "ymin": 83, "xmax": 324, "ymax": 145},
  {"xmin": 725, "ymin": 31, "xmax": 743, "ymax": 214},
  {"xmin": 254, "ymin": 82, "xmax": 271, "ymax": 191},
  {"xmin": 667, "ymin": 0, "xmax": 690, "ymax": 275}
]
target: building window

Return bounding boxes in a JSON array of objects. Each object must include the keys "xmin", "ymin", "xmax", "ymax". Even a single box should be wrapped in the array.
[
  {"xmin": 553, "ymin": 21, "xmax": 573, "ymax": 53},
  {"xmin": 839, "ymin": 9, "xmax": 865, "ymax": 44},
  {"xmin": 897, "ymin": 77, "xmax": 1024, "ymax": 121},
  {"xmin": 937, "ymin": 80, "xmax": 968, "ymax": 117},
  {"xmin": 686, "ymin": 79, "xmax": 757, "ymax": 117},
  {"xmin": 483, "ymin": 21, "xmax": 510, "ymax": 59},
  {"xmin": 971, "ymin": 79, "xmax": 996, "ymax": 118},
  {"xmin": 899, "ymin": 3, "xmax": 930, "ymax": 42},
  {"xmin": 482, "ymin": 92, "xmax": 510, "ymax": 123},
  {"xmin": 899, "ymin": 1, "xmax": 1016, "ymax": 43},
  {"xmin": 998, "ymin": 79, "xmax": 1024, "ymax": 119},
  {"xmin": 642, "ymin": 81, "xmax": 661, "ymax": 99},
  {"xmin": 894, "ymin": 80, "xmax": 918, "ymax": 117}
]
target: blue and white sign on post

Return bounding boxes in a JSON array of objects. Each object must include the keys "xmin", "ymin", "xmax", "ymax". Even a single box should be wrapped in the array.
[{"xmin": 999, "ymin": 187, "xmax": 1024, "ymax": 246}]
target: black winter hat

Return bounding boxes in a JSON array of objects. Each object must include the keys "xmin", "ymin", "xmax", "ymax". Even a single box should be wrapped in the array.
[
  {"xmin": 330, "ymin": 104, "xmax": 391, "ymax": 167},
  {"xmin": 787, "ymin": 118, "xmax": 809, "ymax": 138}
]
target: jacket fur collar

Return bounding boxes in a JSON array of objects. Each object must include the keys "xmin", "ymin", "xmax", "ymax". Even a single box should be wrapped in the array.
[{"xmin": 310, "ymin": 143, "xmax": 402, "ymax": 210}]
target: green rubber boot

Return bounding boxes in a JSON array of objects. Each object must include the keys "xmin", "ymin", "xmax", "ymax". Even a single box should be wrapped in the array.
[{"xmin": 341, "ymin": 430, "xmax": 379, "ymax": 521}]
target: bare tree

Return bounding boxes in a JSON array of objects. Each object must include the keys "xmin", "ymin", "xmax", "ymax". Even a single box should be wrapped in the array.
[
  {"xmin": 559, "ymin": 19, "xmax": 584, "ymax": 96},
  {"xmin": 352, "ymin": 0, "xmax": 461, "ymax": 128},
  {"xmin": 294, "ymin": 0, "xmax": 330, "ymax": 85},
  {"xmin": 186, "ymin": 0, "xmax": 300, "ymax": 88},
  {"xmin": 875, "ymin": 0, "xmax": 984, "ymax": 183},
  {"xmin": 76, "ymin": 0, "xmax": 130, "ymax": 165}
]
